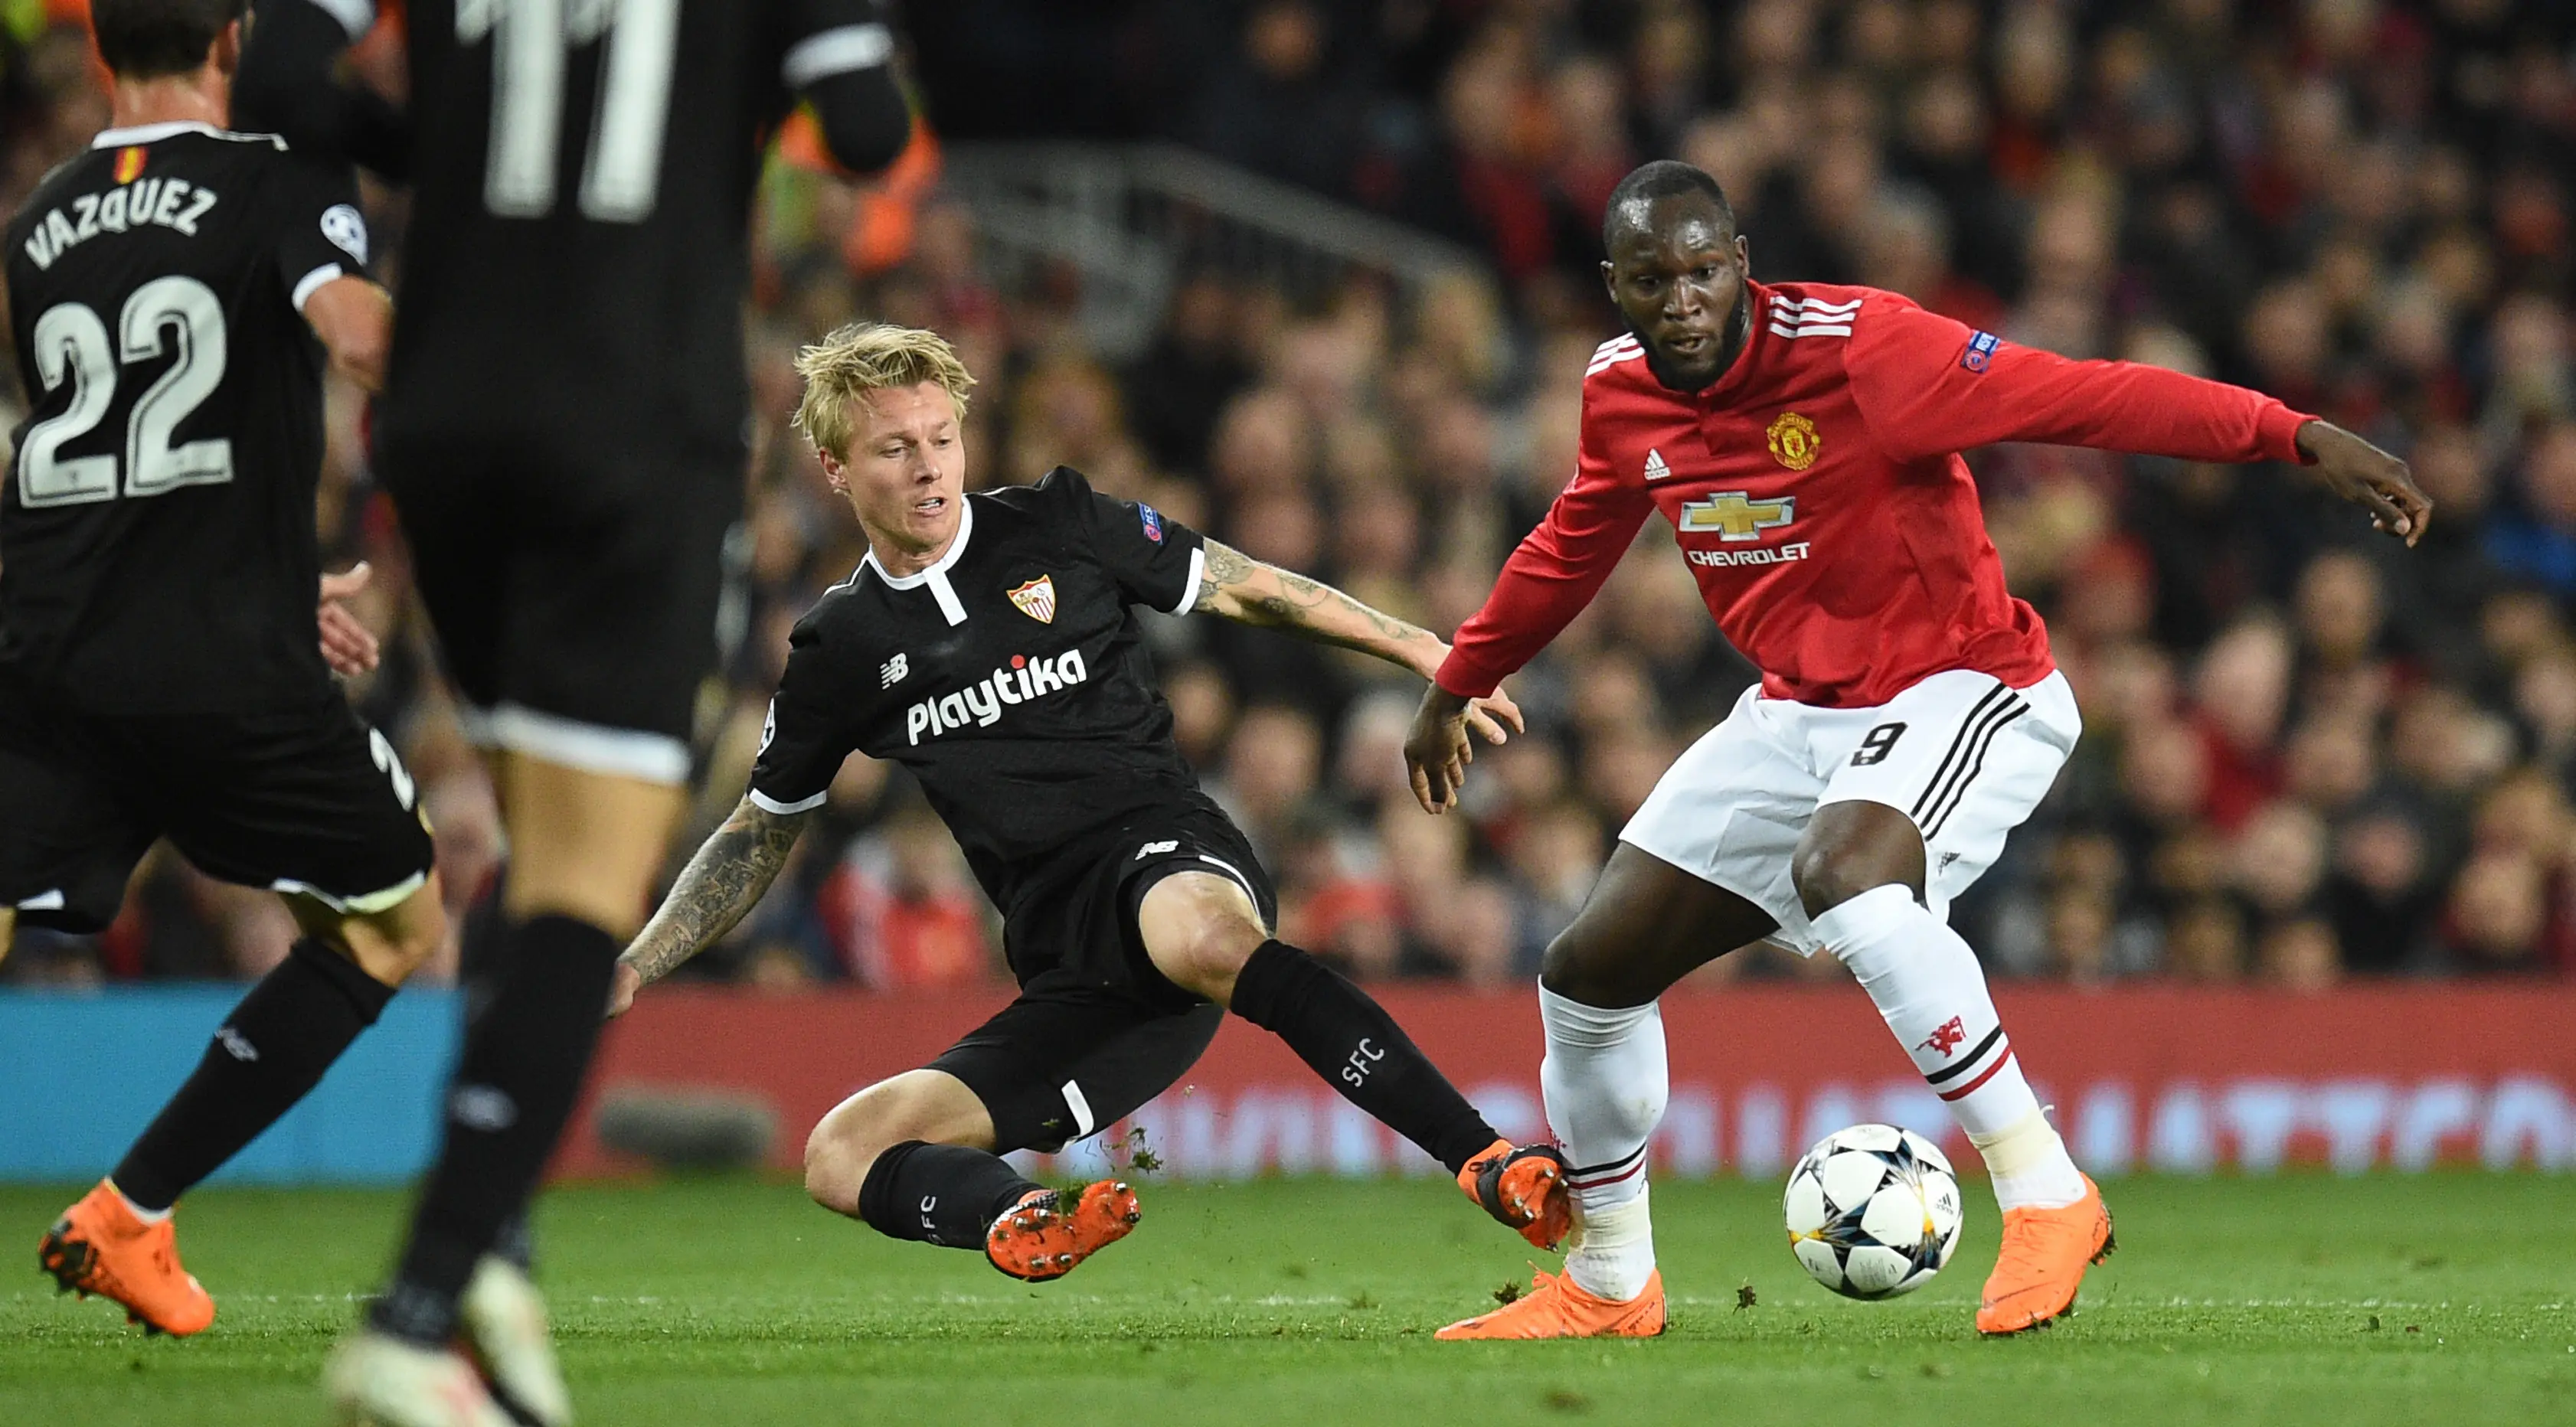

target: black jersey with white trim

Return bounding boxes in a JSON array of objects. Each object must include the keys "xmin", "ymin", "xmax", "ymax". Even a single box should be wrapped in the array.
[
  {"xmin": 751, "ymin": 468, "xmax": 1218, "ymax": 909},
  {"xmin": 289, "ymin": 0, "xmax": 902, "ymax": 458},
  {"xmin": 1, "ymin": 124, "xmax": 370, "ymax": 713}
]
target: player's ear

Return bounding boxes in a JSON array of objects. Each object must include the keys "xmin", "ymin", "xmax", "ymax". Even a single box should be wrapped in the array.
[
  {"xmin": 1734, "ymin": 233, "xmax": 1751, "ymax": 274},
  {"xmin": 1599, "ymin": 259, "xmax": 1618, "ymax": 302},
  {"xmin": 214, "ymin": 18, "xmax": 244, "ymax": 77},
  {"xmin": 816, "ymin": 449, "xmax": 847, "ymax": 494}
]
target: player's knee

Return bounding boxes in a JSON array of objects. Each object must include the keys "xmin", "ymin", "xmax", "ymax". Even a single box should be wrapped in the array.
[
  {"xmin": 1159, "ymin": 917, "xmax": 1263, "ymax": 1004},
  {"xmin": 803, "ymin": 1098, "xmax": 895, "ymax": 1216},
  {"xmin": 1139, "ymin": 877, "xmax": 1267, "ymax": 1004},
  {"xmin": 1539, "ymin": 921, "xmax": 1640, "ymax": 1006},
  {"xmin": 1792, "ymin": 811, "xmax": 1923, "ymax": 920},
  {"xmin": 379, "ymin": 900, "xmax": 450, "ymax": 982}
]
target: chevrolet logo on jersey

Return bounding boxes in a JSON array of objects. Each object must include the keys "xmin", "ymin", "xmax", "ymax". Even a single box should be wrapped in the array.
[{"xmin": 1679, "ymin": 491, "xmax": 1796, "ymax": 541}]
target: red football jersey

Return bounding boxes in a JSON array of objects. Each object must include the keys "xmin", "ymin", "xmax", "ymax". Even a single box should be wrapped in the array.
[{"xmin": 1438, "ymin": 282, "xmax": 2316, "ymax": 709}]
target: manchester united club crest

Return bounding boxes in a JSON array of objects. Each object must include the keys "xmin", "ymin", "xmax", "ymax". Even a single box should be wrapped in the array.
[
  {"xmin": 1766, "ymin": 410, "xmax": 1821, "ymax": 471},
  {"xmin": 1006, "ymin": 575, "xmax": 1058, "ymax": 624}
]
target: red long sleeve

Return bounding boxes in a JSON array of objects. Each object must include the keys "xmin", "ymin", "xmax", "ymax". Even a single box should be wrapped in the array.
[
  {"xmin": 1437, "ymin": 406, "xmax": 1653, "ymax": 698},
  {"xmin": 1845, "ymin": 303, "xmax": 2314, "ymax": 467}
]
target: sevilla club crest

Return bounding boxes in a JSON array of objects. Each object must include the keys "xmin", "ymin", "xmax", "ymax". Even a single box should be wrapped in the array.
[{"xmin": 1006, "ymin": 575, "xmax": 1058, "ymax": 623}]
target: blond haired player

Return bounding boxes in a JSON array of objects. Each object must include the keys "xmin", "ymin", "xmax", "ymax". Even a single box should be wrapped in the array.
[{"xmin": 611, "ymin": 322, "xmax": 1572, "ymax": 1280}]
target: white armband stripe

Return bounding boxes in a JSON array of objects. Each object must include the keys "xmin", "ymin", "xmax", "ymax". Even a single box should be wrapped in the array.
[
  {"xmin": 1166, "ymin": 545, "xmax": 1206, "ymax": 616},
  {"xmin": 783, "ymin": 24, "xmax": 894, "ymax": 88},
  {"xmin": 308, "ymin": 0, "xmax": 378, "ymax": 40},
  {"xmin": 292, "ymin": 263, "xmax": 344, "ymax": 312},
  {"xmin": 749, "ymin": 787, "xmax": 829, "ymax": 816}
]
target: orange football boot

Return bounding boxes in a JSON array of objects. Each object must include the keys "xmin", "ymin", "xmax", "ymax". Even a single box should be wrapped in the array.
[
  {"xmin": 38, "ymin": 1180, "xmax": 214, "ymax": 1337},
  {"xmin": 1976, "ymin": 1174, "xmax": 2114, "ymax": 1336},
  {"xmin": 1436, "ymin": 1268, "xmax": 1666, "ymax": 1340},
  {"xmin": 1459, "ymin": 1139, "xmax": 1573, "ymax": 1250},
  {"xmin": 983, "ymin": 1180, "xmax": 1142, "ymax": 1282}
]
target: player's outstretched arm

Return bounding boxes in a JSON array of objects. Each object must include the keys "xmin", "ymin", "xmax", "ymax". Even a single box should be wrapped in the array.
[
  {"xmin": 2295, "ymin": 419, "xmax": 2434, "ymax": 547},
  {"xmin": 606, "ymin": 795, "xmax": 813, "ymax": 1017},
  {"xmin": 1190, "ymin": 540, "xmax": 1522, "ymax": 739}
]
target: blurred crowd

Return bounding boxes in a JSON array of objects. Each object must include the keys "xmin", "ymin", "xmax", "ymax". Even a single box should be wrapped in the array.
[{"xmin": 3, "ymin": 1, "xmax": 2575, "ymax": 993}]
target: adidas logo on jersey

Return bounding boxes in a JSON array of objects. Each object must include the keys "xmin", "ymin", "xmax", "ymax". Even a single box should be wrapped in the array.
[
  {"xmin": 1644, "ymin": 449, "xmax": 1671, "ymax": 482},
  {"xmin": 905, "ymin": 648, "xmax": 1090, "ymax": 746}
]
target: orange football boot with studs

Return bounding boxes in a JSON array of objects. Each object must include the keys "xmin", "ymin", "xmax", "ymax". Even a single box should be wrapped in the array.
[
  {"xmin": 1976, "ymin": 1174, "xmax": 2115, "ymax": 1335},
  {"xmin": 1436, "ymin": 1268, "xmax": 1666, "ymax": 1340},
  {"xmin": 1458, "ymin": 1139, "xmax": 1573, "ymax": 1250},
  {"xmin": 983, "ymin": 1180, "xmax": 1142, "ymax": 1282},
  {"xmin": 38, "ymin": 1180, "xmax": 215, "ymax": 1337}
]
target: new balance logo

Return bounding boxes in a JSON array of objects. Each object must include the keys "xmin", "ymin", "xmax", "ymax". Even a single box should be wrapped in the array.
[
  {"xmin": 880, "ymin": 654, "xmax": 909, "ymax": 688},
  {"xmin": 905, "ymin": 648, "xmax": 1090, "ymax": 745},
  {"xmin": 1135, "ymin": 840, "xmax": 1179, "ymax": 859},
  {"xmin": 1643, "ymin": 448, "xmax": 1671, "ymax": 482},
  {"xmin": 1918, "ymin": 1016, "xmax": 1968, "ymax": 1058},
  {"xmin": 215, "ymin": 1027, "xmax": 257, "ymax": 1063}
]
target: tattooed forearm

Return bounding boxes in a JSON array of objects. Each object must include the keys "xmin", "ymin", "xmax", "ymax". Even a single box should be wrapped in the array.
[
  {"xmin": 1195, "ymin": 540, "xmax": 1257, "ymax": 609},
  {"xmin": 1193, "ymin": 539, "xmax": 1443, "ymax": 673},
  {"xmin": 619, "ymin": 797, "xmax": 812, "ymax": 988}
]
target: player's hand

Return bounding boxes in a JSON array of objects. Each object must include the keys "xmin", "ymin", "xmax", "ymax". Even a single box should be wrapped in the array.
[
  {"xmin": 604, "ymin": 959, "xmax": 642, "ymax": 1020},
  {"xmin": 1463, "ymin": 686, "xmax": 1524, "ymax": 747},
  {"xmin": 2298, "ymin": 420, "xmax": 2432, "ymax": 547},
  {"xmin": 318, "ymin": 562, "xmax": 381, "ymax": 677},
  {"xmin": 1406, "ymin": 684, "xmax": 1479, "ymax": 815}
]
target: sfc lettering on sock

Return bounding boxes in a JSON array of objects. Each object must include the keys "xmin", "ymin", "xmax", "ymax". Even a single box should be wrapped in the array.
[{"xmin": 1340, "ymin": 1037, "xmax": 1385, "ymax": 1087}]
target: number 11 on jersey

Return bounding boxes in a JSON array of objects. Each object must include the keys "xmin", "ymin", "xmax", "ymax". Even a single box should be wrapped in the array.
[{"xmin": 463, "ymin": 0, "xmax": 680, "ymax": 223}]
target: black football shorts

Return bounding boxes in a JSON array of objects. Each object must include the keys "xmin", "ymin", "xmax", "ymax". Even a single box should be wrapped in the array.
[
  {"xmin": 374, "ymin": 431, "xmax": 744, "ymax": 783},
  {"xmin": 930, "ymin": 805, "xmax": 1278, "ymax": 1153},
  {"xmin": 0, "ymin": 684, "xmax": 434, "ymax": 934}
]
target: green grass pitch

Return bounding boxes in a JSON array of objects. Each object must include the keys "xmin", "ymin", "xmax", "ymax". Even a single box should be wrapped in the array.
[{"xmin": 5, "ymin": 1174, "xmax": 2571, "ymax": 1425}]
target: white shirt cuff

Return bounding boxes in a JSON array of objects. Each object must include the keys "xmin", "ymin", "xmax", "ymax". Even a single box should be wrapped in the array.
[{"xmin": 1166, "ymin": 545, "xmax": 1206, "ymax": 616}]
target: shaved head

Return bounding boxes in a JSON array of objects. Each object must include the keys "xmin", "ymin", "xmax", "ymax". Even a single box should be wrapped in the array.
[{"xmin": 1602, "ymin": 161, "xmax": 1736, "ymax": 251}]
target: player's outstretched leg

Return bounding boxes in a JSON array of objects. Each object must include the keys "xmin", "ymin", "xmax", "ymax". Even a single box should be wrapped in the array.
[
  {"xmin": 1798, "ymin": 805, "xmax": 2110, "ymax": 1336},
  {"xmin": 805, "ymin": 1072, "xmax": 1144, "ymax": 1283},
  {"xmin": 1142, "ymin": 872, "xmax": 1568, "ymax": 1248},
  {"xmin": 42, "ymin": 895, "xmax": 443, "ymax": 1337}
]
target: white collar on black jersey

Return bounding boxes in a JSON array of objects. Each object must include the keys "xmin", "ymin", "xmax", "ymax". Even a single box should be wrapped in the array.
[
  {"xmin": 862, "ymin": 496, "xmax": 974, "ymax": 626},
  {"xmin": 90, "ymin": 120, "xmax": 284, "ymax": 150}
]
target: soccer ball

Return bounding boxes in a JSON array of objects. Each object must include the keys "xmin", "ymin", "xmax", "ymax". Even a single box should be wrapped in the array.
[{"xmin": 1783, "ymin": 1124, "xmax": 1963, "ymax": 1300}]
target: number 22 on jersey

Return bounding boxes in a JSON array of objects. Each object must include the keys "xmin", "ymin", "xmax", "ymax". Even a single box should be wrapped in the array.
[
  {"xmin": 464, "ymin": 0, "xmax": 682, "ymax": 222},
  {"xmin": 18, "ymin": 275, "xmax": 230, "ymax": 508}
]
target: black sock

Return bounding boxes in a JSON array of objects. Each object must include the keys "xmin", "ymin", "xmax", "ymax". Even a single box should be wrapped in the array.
[
  {"xmin": 855, "ymin": 1141, "xmax": 1044, "ymax": 1249},
  {"xmin": 370, "ymin": 915, "xmax": 618, "ymax": 1344},
  {"xmin": 113, "ymin": 939, "xmax": 396, "ymax": 1212},
  {"xmin": 1228, "ymin": 939, "xmax": 1498, "ymax": 1174}
]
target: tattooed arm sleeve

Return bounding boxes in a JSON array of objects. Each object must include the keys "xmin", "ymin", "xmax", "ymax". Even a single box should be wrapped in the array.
[
  {"xmin": 617, "ymin": 796, "xmax": 813, "ymax": 988},
  {"xmin": 1190, "ymin": 540, "xmax": 1450, "ymax": 679}
]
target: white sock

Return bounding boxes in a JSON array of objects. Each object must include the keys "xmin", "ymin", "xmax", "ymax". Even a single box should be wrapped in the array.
[
  {"xmin": 1538, "ymin": 985, "xmax": 1666, "ymax": 1301},
  {"xmin": 108, "ymin": 1180, "xmax": 172, "ymax": 1225},
  {"xmin": 1813, "ymin": 883, "xmax": 2084, "ymax": 1210},
  {"xmin": 1565, "ymin": 1184, "xmax": 1656, "ymax": 1302}
]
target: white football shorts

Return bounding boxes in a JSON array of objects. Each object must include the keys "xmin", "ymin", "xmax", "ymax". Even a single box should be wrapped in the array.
[{"xmin": 1620, "ymin": 668, "xmax": 2081, "ymax": 955}]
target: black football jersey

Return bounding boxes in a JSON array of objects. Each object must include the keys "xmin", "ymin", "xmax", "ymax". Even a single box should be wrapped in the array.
[
  {"xmin": 329, "ymin": 0, "xmax": 897, "ymax": 458},
  {"xmin": 2, "ymin": 122, "xmax": 371, "ymax": 713},
  {"xmin": 751, "ymin": 469, "xmax": 1221, "ymax": 910}
]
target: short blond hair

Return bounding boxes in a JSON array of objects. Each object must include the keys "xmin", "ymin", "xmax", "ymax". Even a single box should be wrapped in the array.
[{"xmin": 790, "ymin": 322, "xmax": 977, "ymax": 460}]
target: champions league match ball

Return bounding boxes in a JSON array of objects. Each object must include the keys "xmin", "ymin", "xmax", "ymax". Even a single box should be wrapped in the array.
[{"xmin": 1783, "ymin": 1124, "xmax": 1964, "ymax": 1300}]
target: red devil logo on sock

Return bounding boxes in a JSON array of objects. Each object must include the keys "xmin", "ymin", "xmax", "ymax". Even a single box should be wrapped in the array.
[{"xmin": 1917, "ymin": 1016, "xmax": 1967, "ymax": 1057}]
